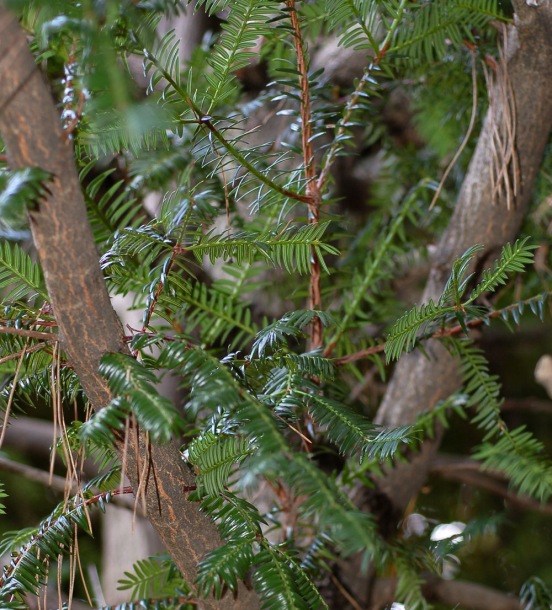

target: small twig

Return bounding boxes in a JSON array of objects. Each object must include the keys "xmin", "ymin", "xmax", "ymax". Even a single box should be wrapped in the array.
[
  {"xmin": 0, "ymin": 325, "xmax": 58, "ymax": 341},
  {"xmin": 142, "ymin": 241, "xmax": 184, "ymax": 330},
  {"xmin": 0, "ymin": 338, "xmax": 29, "ymax": 448},
  {"xmin": 430, "ymin": 45, "xmax": 478, "ymax": 210},
  {"xmin": 329, "ymin": 572, "xmax": 363, "ymax": 610},
  {"xmin": 285, "ymin": 0, "xmax": 323, "ymax": 349},
  {"xmin": 0, "ymin": 341, "xmax": 47, "ymax": 365},
  {"xmin": 275, "ymin": 412, "xmax": 313, "ymax": 445},
  {"xmin": 332, "ymin": 292, "xmax": 550, "ymax": 366}
]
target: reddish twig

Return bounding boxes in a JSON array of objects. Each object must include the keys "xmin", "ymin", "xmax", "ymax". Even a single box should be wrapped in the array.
[
  {"xmin": 0, "ymin": 325, "xmax": 58, "ymax": 342},
  {"xmin": 142, "ymin": 243, "xmax": 185, "ymax": 331},
  {"xmin": 286, "ymin": 0, "xmax": 323, "ymax": 349},
  {"xmin": 0, "ymin": 486, "xmax": 133, "ymax": 589},
  {"xmin": 332, "ymin": 293, "xmax": 549, "ymax": 366}
]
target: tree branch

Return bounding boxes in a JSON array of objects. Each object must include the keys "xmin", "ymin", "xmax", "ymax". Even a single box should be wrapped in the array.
[
  {"xmin": 430, "ymin": 454, "xmax": 552, "ymax": 516},
  {"xmin": 372, "ymin": 1, "xmax": 552, "ymax": 514},
  {"xmin": 370, "ymin": 576, "xmax": 521, "ymax": 610},
  {"xmin": 0, "ymin": 5, "xmax": 259, "ymax": 608}
]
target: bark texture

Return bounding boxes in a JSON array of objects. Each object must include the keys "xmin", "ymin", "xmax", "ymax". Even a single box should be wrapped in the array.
[
  {"xmin": 373, "ymin": 0, "xmax": 552, "ymax": 514},
  {"xmin": 327, "ymin": 4, "xmax": 552, "ymax": 608},
  {"xmin": 0, "ymin": 5, "xmax": 259, "ymax": 609}
]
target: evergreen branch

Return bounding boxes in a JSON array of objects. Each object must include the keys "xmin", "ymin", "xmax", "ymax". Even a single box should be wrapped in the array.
[
  {"xmin": 0, "ymin": 487, "xmax": 131, "ymax": 598},
  {"xmin": 197, "ymin": 539, "xmax": 255, "ymax": 598},
  {"xmin": 393, "ymin": 553, "xmax": 429, "ymax": 610},
  {"xmin": 187, "ymin": 431, "xmax": 252, "ymax": 496},
  {"xmin": 199, "ymin": 118, "xmax": 314, "ymax": 205},
  {"xmin": 159, "ymin": 278, "xmax": 257, "ymax": 346},
  {"xmin": 324, "ymin": 181, "xmax": 428, "ymax": 356},
  {"xmin": 317, "ymin": 0, "xmax": 409, "ymax": 192},
  {"xmin": 84, "ymin": 353, "xmax": 185, "ymax": 444},
  {"xmin": 82, "ymin": 163, "xmax": 146, "ymax": 247},
  {"xmin": 464, "ymin": 238, "xmax": 537, "ymax": 305},
  {"xmin": 324, "ymin": 0, "xmax": 380, "ymax": 51},
  {"xmin": 200, "ymin": 206, "xmax": 282, "ymax": 344},
  {"xmin": 159, "ymin": 344, "xmax": 290, "ymax": 456},
  {"xmin": 251, "ymin": 309, "xmax": 334, "ymax": 358},
  {"xmin": 118, "ymin": 554, "xmax": 187, "ymax": 601},
  {"xmin": 184, "ymin": 222, "xmax": 339, "ymax": 274},
  {"xmin": 388, "ymin": 0, "xmax": 505, "ymax": 62},
  {"xmin": 298, "ymin": 390, "xmax": 376, "ymax": 458},
  {"xmin": 289, "ymin": 455, "xmax": 386, "ymax": 562},
  {"xmin": 205, "ymin": 1, "xmax": 276, "ymax": 113},
  {"xmin": 454, "ymin": 340, "xmax": 504, "ymax": 437},
  {"xmin": 385, "ymin": 299, "xmax": 454, "ymax": 363},
  {"xmin": 253, "ymin": 543, "xmax": 328, "ymax": 610},
  {"xmin": 385, "ymin": 240, "xmax": 537, "ymax": 362},
  {"xmin": 141, "ymin": 45, "xmax": 313, "ymax": 205},
  {"xmin": 333, "ymin": 292, "xmax": 549, "ymax": 366},
  {"xmin": 0, "ymin": 241, "xmax": 49, "ymax": 303},
  {"xmin": 474, "ymin": 427, "xmax": 552, "ymax": 503}
]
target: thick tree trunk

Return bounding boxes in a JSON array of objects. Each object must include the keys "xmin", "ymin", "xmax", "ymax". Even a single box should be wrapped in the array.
[{"xmin": 0, "ymin": 5, "xmax": 259, "ymax": 609}]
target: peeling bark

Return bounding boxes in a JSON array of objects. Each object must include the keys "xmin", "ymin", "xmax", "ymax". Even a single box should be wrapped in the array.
[
  {"xmin": 317, "ymin": 5, "xmax": 552, "ymax": 608},
  {"xmin": 0, "ymin": 5, "xmax": 259, "ymax": 609},
  {"xmin": 372, "ymin": 0, "xmax": 552, "ymax": 515}
]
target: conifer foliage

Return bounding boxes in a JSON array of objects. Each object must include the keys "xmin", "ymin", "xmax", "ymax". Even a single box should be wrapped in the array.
[{"xmin": 0, "ymin": 1, "xmax": 551, "ymax": 609}]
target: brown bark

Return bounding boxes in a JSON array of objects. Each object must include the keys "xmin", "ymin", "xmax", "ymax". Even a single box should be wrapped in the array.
[
  {"xmin": 373, "ymin": 0, "xmax": 552, "ymax": 513},
  {"xmin": 329, "ymin": 4, "xmax": 552, "ymax": 608},
  {"xmin": 0, "ymin": 5, "xmax": 259, "ymax": 609}
]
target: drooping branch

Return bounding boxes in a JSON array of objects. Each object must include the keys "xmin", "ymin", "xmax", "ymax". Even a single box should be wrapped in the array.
[{"xmin": 0, "ymin": 5, "xmax": 259, "ymax": 608}]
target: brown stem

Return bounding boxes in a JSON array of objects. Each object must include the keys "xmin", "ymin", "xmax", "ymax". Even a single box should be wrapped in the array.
[
  {"xmin": 372, "ymin": 4, "xmax": 552, "ymax": 512},
  {"xmin": 370, "ymin": 576, "xmax": 521, "ymax": 610},
  {"xmin": 430, "ymin": 454, "xmax": 552, "ymax": 516},
  {"xmin": 0, "ymin": 325, "xmax": 58, "ymax": 341},
  {"xmin": 0, "ymin": 5, "xmax": 259, "ymax": 608},
  {"xmin": 286, "ymin": 0, "xmax": 323, "ymax": 349}
]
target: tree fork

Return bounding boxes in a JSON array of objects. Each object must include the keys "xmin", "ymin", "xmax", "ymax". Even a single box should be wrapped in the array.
[
  {"xmin": 373, "ymin": 0, "xmax": 552, "ymax": 513},
  {"xmin": 0, "ymin": 5, "xmax": 259, "ymax": 608},
  {"xmin": 328, "ymin": 6, "xmax": 552, "ymax": 607}
]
